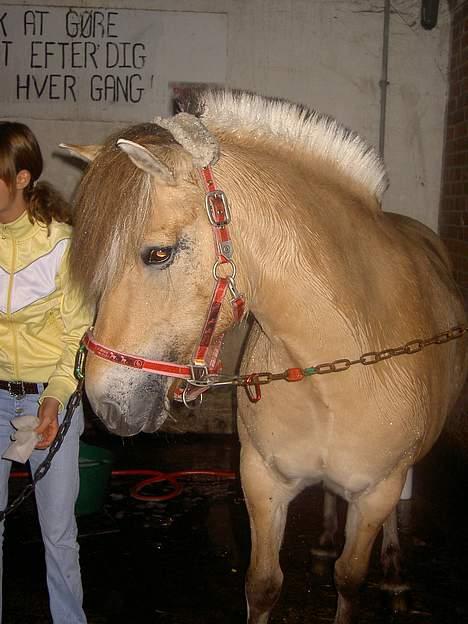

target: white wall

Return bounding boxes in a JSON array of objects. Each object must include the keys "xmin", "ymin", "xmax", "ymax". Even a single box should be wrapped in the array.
[
  {"xmin": 0, "ymin": 0, "xmax": 449, "ymax": 230},
  {"xmin": 226, "ymin": 0, "xmax": 450, "ymax": 230}
]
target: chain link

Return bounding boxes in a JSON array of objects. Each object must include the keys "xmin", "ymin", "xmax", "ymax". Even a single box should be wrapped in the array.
[
  {"xmin": 0, "ymin": 380, "xmax": 83, "ymax": 522},
  {"xmin": 305, "ymin": 325, "xmax": 466, "ymax": 377},
  {"xmin": 237, "ymin": 324, "xmax": 467, "ymax": 393}
]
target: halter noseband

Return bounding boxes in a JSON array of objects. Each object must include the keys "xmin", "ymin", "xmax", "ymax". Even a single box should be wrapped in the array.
[{"xmin": 83, "ymin": 165, "xmax": 246, "ymax": 405}]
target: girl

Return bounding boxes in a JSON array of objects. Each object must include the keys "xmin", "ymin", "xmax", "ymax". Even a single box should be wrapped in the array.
[{"xmin": 0, "ymin": 121, "xmax": 91, "ymax": 623}]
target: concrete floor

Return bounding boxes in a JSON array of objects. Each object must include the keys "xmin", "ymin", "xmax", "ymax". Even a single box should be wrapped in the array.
[{"xmin": 2, "ymin": 427, "xmax": 468, "ymax": 624}]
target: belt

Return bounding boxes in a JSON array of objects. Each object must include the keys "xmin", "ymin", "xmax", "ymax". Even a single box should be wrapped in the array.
[{"xmin": 0, "ymin": 380, "xmax": 47, "ymax": 396}]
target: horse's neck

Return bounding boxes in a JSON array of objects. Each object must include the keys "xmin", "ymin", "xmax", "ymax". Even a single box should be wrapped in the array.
[
  {"xmin": 216, "ymin": 141, "xmax": 380, "ymax": 369},
  {"xmin": 232, "ymin": 218, "xmax": 363, "ymax": 370},
  {"xmin": 241, "ymin": 284, "xmax": 358, "ymax": 373}
]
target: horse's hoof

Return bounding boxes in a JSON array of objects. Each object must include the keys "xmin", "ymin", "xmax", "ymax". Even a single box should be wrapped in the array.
[
  {"xmin": 379, "ymin": 583, "xmax": 411, "ymax": 613},
  {"xmin": 391, "ymin": 591, "xmax": 409, "ymax": 613}
]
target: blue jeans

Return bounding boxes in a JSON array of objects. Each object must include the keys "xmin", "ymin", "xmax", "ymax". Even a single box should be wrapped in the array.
[{"xmin": 0, "ymin": 387, "xmax": 87, "ymax": 623}]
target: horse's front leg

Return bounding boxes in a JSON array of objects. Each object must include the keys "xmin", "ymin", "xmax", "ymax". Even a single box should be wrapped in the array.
[
  {"xmin": 380, "ymin": 507, "xmax": 410, "ymax": 611},
  {"xmin": 381, "ymin": 509, "xmax": 400, "ymax": 584},
  {"xmin": 333, "ymin": 469, "xmax": 407, "ymax": 624},
  {"xmin": 240, "ymin": 439, "xmax": 298, "ymax": 624}
]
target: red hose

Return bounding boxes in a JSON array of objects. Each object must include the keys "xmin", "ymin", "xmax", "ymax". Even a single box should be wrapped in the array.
[{"xmin": 10, "ymin": 468, "xmax": 237, "ymax": 502}]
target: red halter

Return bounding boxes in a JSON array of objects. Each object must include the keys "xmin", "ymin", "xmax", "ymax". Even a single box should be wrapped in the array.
[{"xmin": 83, "ymin": 165, "xmax": 246, "ymax": 405}]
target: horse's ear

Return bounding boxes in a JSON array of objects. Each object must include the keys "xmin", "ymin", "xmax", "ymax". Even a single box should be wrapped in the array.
[
  {"xmin": 59, "ymin": 143, "xmax": 102, "ymax": 162},
  {"xmin": 116, "ymin": 139, "xmax": 175, "ymax": 185}
]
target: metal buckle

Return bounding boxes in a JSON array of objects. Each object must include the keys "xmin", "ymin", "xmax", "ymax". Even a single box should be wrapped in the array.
[
  {"xmin": 205, "ymin": 190, "xmax": 231, "ymax": 227},
  {"xmin": 188, "ymin": 364, "xmax": 210, "ymax": 385},
  {"xmin": 8, "ymin": 381, "xmax": 25, "ymax": 397}
]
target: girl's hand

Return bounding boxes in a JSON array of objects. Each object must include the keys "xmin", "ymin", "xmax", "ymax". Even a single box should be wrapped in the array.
[{"xmin": 35, "ymin": 397, "xmax": 60, "ymax": 448}]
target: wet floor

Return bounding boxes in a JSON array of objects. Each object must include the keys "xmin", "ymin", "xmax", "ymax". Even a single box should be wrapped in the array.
[{"xmin": 3, "ymin": 427, "xmax": 468, "ymax": 624}]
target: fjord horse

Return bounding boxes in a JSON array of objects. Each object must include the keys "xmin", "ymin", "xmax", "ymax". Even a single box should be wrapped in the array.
[{"xmin": 65, "ymin": 90, "xmax": 467, "ymax": 623}]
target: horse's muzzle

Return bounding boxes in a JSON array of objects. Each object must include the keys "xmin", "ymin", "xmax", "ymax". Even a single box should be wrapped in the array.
[{"xmin": 86, "ymin": 371, "xmax": 169, "ymax": 436}]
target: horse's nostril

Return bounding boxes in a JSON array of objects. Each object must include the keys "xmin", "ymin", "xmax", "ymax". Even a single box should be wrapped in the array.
[
  {"xmin": 97, "ymin": 400, "xmax": 125, "ymax": 431},
  {"xmin": 96, "ymin": 398, "xmax": 158, "ymax": 436}
]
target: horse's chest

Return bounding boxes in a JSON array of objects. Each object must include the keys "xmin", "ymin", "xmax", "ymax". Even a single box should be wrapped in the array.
[
  {"xmin": 246, "ymin": 416, "xmax": 406, "ymax": 496},
  {"xmin": 263, "ymin": 441, "xmax": 396, "ymax": 498},
  {"xmin": 257, "ymin": 431, "xmax": 331, "ymax": 484},
  {"xmin": 238, "ymin": 379, "xmax": 417, "ymax": 492}
]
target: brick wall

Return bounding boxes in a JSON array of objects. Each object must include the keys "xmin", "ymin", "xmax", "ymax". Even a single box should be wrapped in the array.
[
  {"xmin": 440, "ymin": 1, "xmax": 468, "ymax": 308},
  {"xmin": 441, "ymin": 1, "xmax": 468, "ymax": 451}
]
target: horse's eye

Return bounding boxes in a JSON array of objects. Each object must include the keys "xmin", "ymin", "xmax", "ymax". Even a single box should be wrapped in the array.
[{"xmin": 142, "ymin": 246, "xmax": 174, "ymax": 267}]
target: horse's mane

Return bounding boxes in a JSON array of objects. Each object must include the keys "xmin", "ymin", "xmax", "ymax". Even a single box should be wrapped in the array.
[
  {"xmin": 71, "ymin": 90, "xmax": 388, "ymax": 300},
  {"xmin": 180, "ymin": 89, "xmax": 388, "ymax": 202}
]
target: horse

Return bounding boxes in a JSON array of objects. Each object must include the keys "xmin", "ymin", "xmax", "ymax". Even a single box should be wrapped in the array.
[{"xmin": 64, "ymin": 89, "xmax": 467, "ymax": 623}]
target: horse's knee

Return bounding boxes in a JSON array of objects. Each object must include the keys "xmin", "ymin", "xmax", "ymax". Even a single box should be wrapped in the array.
[
  {"xmin": 334, "ymin": 556, "xmax": 366, "ymax": 601},
  {"xmin": 246, "ymin": 569, "xmax": 283, "ymax": 623}
]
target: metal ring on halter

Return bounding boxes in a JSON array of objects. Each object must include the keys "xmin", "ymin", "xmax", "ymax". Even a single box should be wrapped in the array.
[
  {"xmin": 182, "ymin": 385, "xmax": 204, "ymax": 410},
  {"xmin": 212, "ymin": 259, "xmax": 236, "ymax": 281}
]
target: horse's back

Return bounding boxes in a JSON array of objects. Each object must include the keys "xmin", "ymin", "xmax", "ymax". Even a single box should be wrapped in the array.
[
  {"xmin": 379, "ymin": 212, "xmax": 467, "ymax": 441},
  {"xmin": 384, "ymin": 212, "xmax": 453, "ymax": 273},
  {"xmin": 382, "ymin": 212, "xmax": 465, "ymax": 329}
]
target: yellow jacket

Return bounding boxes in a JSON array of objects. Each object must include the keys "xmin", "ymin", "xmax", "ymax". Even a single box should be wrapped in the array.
[{"xmin": 0, "ymin": 211, "xmax": 93, "ymax": 409}]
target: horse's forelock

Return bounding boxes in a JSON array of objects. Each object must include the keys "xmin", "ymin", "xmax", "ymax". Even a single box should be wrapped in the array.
[{"xmin": 70, "ymin": 123, "xmax": 181, "ymax": 300}]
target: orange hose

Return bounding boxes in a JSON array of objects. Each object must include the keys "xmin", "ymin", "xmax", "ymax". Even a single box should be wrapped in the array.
[{"xmin": 11, "ymin": 468, "xmax": 237, "ymax": 503}]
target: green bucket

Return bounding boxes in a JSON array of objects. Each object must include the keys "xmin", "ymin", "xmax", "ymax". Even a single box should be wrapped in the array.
[{"xmin": 76, "ymin": 441, "xmax": 114, "ymax": 516}]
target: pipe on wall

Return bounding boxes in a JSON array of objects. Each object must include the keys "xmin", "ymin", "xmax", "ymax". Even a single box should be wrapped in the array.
[{"xmin": 379, "ymin": 0, "xmax": 391, "ymax": 158}]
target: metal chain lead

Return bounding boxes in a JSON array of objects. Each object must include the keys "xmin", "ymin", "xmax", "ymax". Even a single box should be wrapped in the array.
[
  {"xmin": 302, "ymin": 324, "xmax": 467, "ymax": 377},
  {"xmin": 213, "ymin": 324, "xmax": 467, "ymax": 398},
  {"xmin": 0, "ymin": 376, "xmax": 84, "ymax": 522}
]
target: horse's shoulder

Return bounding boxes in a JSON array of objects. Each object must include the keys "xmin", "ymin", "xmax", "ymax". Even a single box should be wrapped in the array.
[{"xmin": 383, "ymin": 212, "xmax": 452, "ymax": 272}]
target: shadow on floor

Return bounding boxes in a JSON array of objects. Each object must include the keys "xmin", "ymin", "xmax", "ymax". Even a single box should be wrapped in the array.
[{"xmin": 3, "ymin": 429, "xmax": 468, "ymax": 623}]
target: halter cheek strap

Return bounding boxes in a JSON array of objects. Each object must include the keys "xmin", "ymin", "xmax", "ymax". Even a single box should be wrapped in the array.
[
  {"xmin": 200, "ymin": 165, "xmax": 245, "ymax": 323},
  {"xmin": 83, "ymin": 165, "xmax": 246, "ymax": 404}
]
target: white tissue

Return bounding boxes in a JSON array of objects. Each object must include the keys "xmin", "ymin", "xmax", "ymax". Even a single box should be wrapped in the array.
[{"xmin": 2, "ymin": 415, "xmax": 40, "ymax": 463}]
